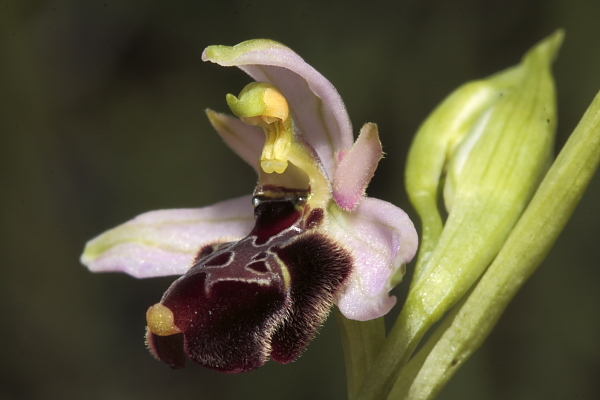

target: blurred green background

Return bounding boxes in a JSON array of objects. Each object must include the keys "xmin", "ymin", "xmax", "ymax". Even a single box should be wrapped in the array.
[{"xmin": 1, "ymin": 1, "xmax": 599, "ymax": 399}]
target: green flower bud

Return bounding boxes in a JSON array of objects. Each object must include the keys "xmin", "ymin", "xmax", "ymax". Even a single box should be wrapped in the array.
[
  {"xmin": 405, "ymin": 30, "xmax": 563, "ymax": 300},
  {"xmin": 356, "ymin": 31, "xmax": 565, "ymax": 400}
]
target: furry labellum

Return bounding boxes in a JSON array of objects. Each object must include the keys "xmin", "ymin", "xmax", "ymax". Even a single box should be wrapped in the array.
[{"xmin": 146, "ymin": 193, "xmax": 352, "ymax": 372}]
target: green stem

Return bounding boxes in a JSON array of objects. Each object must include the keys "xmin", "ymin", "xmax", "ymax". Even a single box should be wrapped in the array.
[
  {"xmin": 335, "ymin": 309, "xmax": 386, "ymax": 400},
  {"xmin": 388, "ymin": 291, "xmax": 468, "ymax": 399},
  {"xmin": 354, "ymin": 304, "xmax": 424, "ymax": 400}
]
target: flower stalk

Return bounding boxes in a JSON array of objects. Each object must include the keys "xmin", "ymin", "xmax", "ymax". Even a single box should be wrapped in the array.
[{"xmin": 335, "ymin": 311, "xmax": 386, "ymax": 400}]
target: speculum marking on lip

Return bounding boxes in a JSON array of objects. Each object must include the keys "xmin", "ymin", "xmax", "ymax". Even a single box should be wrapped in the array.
[{"xmin": 146, "ymin": 194, "xmax": 353, "ymax": 373}]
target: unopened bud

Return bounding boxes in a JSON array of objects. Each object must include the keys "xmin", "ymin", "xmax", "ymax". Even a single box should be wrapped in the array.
[{"xmin": 404, "ymin": 30, "xmax": 563, "ymax": 323}]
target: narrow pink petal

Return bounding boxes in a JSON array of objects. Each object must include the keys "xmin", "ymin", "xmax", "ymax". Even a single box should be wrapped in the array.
[
  {"xmin": 206, "ymin": 109, "xmax": 264, "ymax": 173},
  {"xmin": 202, "ymin": 40, "xmax": 354, "ymax": 179},
  {"xmin": 333, "ymin": 123, "xmax": 383, "ymax": 211},
  {"xmin": 81, "ymin": 195, "xmax": 255, "ymax": 278},
  {"xmin": 328, "ymin": 198, "xmax": 418, "ymax": 321}
]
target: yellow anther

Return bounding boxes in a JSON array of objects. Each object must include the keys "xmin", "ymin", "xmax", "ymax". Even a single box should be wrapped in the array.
[
  {"xmin": 226, "ymin": 82, "xmax": 293, "ymax": 174},
  {"xmin": 146, "ymin": 303, "xmax": 181, "ymax": 336},
  {"xmin": 260, "ymin": 86, "xmax": 289, "ymax": 122}
]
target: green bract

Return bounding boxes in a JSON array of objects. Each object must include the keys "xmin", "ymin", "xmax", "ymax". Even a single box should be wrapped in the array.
[{"xmin": 405, "ymin": 30, "xmax": 562, "ymax": 304}]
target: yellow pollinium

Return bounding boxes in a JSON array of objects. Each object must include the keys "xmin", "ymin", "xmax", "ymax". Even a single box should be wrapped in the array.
[
  {"xmin": 226, "ymin": 82, "xmax": 293, "ymax": 174},
  {"xmin": 146, "ymin": 303, "xmax": 181, "ymax": 336}
]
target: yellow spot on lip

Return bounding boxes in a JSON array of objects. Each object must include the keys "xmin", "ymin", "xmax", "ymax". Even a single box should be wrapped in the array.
[{"xmin": 146, "ymin": 303, "xmax": 181, "ymax": 336}]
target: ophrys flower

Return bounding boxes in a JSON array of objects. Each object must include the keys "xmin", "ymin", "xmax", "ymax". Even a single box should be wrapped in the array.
[{"xmin": 81, "ymin": 39, "xmax": 417, "ymax": 373}]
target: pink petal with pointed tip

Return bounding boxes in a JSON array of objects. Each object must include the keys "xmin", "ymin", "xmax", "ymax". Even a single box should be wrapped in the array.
[
  {"xmin": 333, "ymin": 123, "xmax": 382, "ymax": 211},
  {"xmin": 329, "ymin": 198, "xmax": 418, "ymax": 321},
  {"xmin": 202, "ymin": 40, "xmax": 354, "ymax": 179},
  {"xmin": 206, "ymin": 109, "xmax": 264, "ymax": 173},
  {"xmin": 81, "ymin": 195, "xmax": 255, "ymax": 278}
]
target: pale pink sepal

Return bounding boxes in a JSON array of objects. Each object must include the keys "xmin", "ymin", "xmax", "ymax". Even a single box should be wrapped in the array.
[
  {"xmin": 81, "ymin": 195, "xmax": 255, "ymax": 278},
  {"xmin": 329, "ymin": 198, "xmax": 418, "ymax": 321},
  {"xmin": 333, "ymin": 123, "xmax": 383, "ymax": 211},
  {"xmin": 202, "ymin": 40, "xmax": 354, "ymax": 179},
  {"xmin": 206, "ymin": 109, "xmax": 264, "ymax": 173}
]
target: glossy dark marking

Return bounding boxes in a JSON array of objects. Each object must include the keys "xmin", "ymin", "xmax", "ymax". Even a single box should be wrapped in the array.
[
  {"xmin": 253, "ymin": 185, "xmax": 308, "ymax": 208},
  {"xmin": 251, "ymin": 199, "xmax": 301, "ymax": 245}
]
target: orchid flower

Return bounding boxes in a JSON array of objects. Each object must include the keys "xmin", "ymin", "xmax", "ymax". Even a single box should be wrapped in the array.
[{"xmin": 81, "ymin": 39, "xmax": 417, "ymax": 373}]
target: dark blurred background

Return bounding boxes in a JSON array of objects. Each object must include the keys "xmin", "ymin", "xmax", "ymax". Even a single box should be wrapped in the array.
[{"xmin": 1, "ymin": 1, "xmax": 599, "ymax": 399}]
